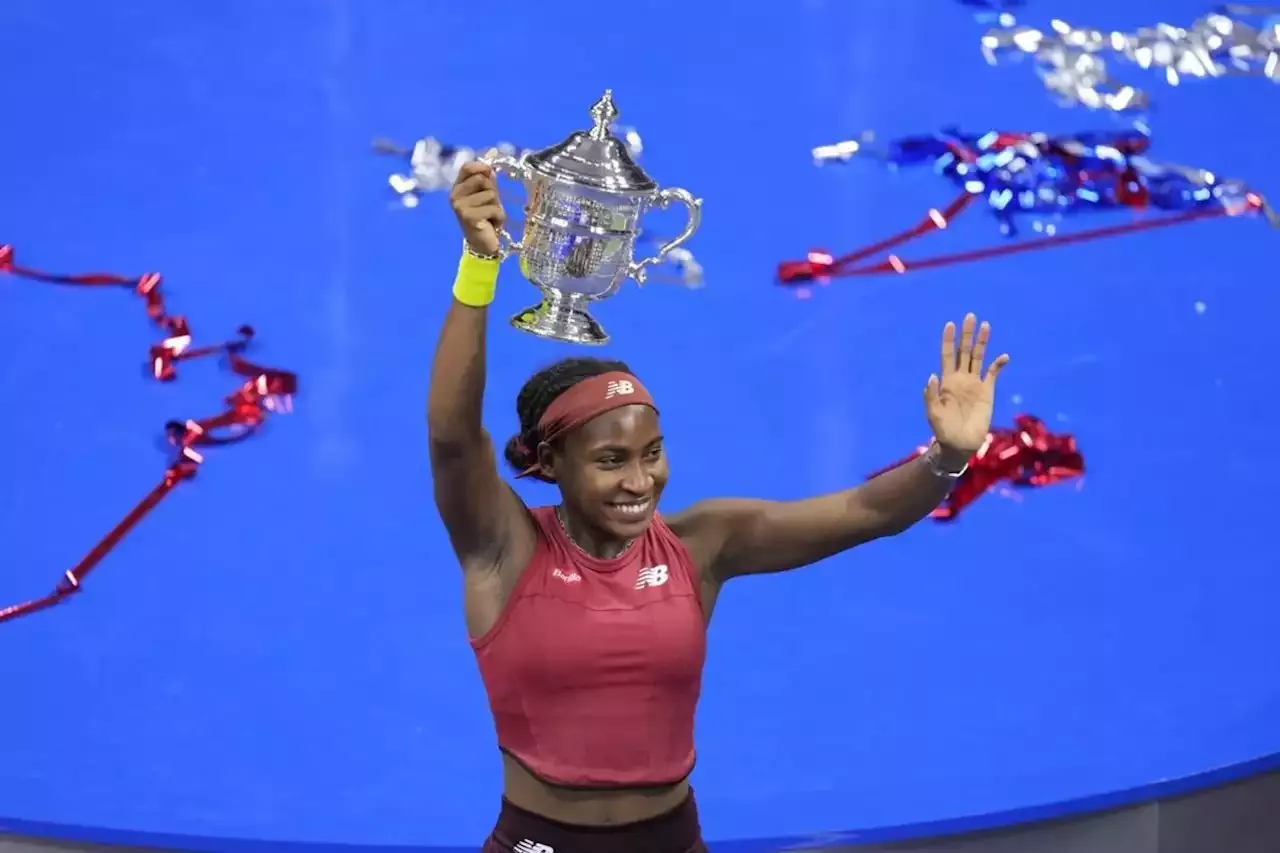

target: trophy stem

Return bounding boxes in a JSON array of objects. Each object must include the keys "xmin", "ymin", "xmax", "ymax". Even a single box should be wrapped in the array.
[{"xmin": 510, "ymin": 289, "xmax": 609, "ymax": 346}]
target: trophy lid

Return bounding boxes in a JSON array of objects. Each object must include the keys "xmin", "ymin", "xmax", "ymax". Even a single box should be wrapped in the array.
[{"xmin": 525, "ymin": 90, "xmax": 657, "ymax": 194}]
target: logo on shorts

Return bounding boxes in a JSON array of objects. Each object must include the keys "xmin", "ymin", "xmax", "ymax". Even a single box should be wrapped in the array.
[
  {"xmin": 605, "ymin": 379, "xmax": 635, "ymax": 399},
  {"xmin": 514, "ymin": 841, "xmax": 554, "ymax": 853}
]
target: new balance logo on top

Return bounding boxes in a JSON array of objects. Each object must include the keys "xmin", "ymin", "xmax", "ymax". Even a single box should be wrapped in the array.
[
  {"xmin": 635, "ymin": 564, "xmax": 670, "ymax": 590},
  {"xmin": 604, "ymin": 379, "xmax": 635, "ymax": 399},
  {"xmin": 514, "ymin": 841, "xmax": 554, "ymax": 853}
]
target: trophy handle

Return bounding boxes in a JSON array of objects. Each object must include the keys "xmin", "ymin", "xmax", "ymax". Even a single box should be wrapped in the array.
[
  {"xmin": 480, "ymin": 149, "xmax": 532, "ymax": 261},
  {"xmin": 629, "ymin": 188, "xmax": 703, "ymax": 285}
]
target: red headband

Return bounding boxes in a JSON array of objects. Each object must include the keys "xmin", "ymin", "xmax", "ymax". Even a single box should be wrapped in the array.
[{"xmin": 516, "ymin": 371, "xmax": 657, "ymax": 479}]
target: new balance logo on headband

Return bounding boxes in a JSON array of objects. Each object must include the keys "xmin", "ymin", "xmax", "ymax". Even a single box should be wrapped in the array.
[
  {"xmin": 605, "ymin": 379, "xmax": 635, "ymax": 399},
  {"xmin": 514, "ymin": 841, "xmax": 554, "ymax": 853}
]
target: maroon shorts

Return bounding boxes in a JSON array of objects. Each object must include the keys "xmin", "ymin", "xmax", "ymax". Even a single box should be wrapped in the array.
[{"xmin": 481, "ymin": 791, "xmax": 707, "ymax": 853}]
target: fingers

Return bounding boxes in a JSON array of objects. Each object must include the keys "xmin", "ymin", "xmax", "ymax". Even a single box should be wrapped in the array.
[
  {"xmin": 942, "ymin": 313, "xmax": 995, "ymax": 374},
  {"xmin": 471, "ymin": 203, "xmax": 506, "ymax": 230},
  {"xmin": 450, "ymin": 165, "xmax": 506, "ymax": 229},
  {"xmin": 924, "ymin": 373, "xmax": 941, "ymax": 411},
  {"xmin": 940, "ymin": 322, "xmax": 957, "ymax": 376},
  {"xmin": 983, "ymin": 353, "xmax": 1011, "ymax": 385},
  {"xmin": 455, "ymin": 188, "xmax": 499, "ymax": 209},
  {"xmin": 957, "ymin": 313, "xmax": 976, "ymax": 373},
  {"xmin": 454, "ymin": 199, "xmax": 505, "ymax": 231},
  {"xmin": 454, "ymin": 161, "xmax": 492, "ymax": 184},
  {"xmin": 450, "ymin": 171, "xmax": 495, "ymax": 205},
  {"xmin": 488, "ymin": 200, "xmax": 507, "ymax": 229},
  {"xmin": 450, "ymin": 162, "xmax": 496, "ymax": 205},
  {"xmin": 970, "ymin": 319, "xmax": 990, "ymax": 373},
  {"xmin": 460, "ymin": 204, "xmax": 503, "ymax": 224},
  {"xmin": 448, "ymin": 163, "xmax": 506, "ymax": 255}
]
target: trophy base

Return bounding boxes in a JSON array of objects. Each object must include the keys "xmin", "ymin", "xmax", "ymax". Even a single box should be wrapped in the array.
[{"xmin": 510, "ymin": 291, "xmax": 609, "ymax": 346}]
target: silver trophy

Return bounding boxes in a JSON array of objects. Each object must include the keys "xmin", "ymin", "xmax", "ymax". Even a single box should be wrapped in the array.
[{"xmin": 482, "ymin": 90, "xmax": 702, "ymax": 345}]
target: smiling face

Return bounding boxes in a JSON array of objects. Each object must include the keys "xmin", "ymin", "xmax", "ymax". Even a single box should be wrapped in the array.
[{"xmin": 538, "ymin": 404, "xmax": 668, "ymax": 542}]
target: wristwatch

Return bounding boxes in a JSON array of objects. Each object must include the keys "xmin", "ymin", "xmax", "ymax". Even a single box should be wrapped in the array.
[{"xmin": 924, "ymin": 440, "xmax": 969, "ymax": 480}]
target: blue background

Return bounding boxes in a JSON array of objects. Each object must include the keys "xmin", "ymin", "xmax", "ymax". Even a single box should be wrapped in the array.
[{"xmin": 1, "ymin": 0, "xmax": 1277, "ymax": 850}]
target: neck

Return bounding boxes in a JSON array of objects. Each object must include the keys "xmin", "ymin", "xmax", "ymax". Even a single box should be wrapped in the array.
[{"xmin": 557, "ymin": 505, "xmax": 633, "ymax": 560}]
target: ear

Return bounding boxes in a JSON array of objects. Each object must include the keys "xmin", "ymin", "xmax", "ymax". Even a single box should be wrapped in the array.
[{"xmin": 536, "ymin": 441, "xmax": 558, "ymax": 482}]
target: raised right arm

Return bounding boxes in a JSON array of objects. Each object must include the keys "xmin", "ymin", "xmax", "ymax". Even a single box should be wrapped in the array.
[{"xmin": 427, "ymin": 162, "xmax": 535, "ymax": 573}]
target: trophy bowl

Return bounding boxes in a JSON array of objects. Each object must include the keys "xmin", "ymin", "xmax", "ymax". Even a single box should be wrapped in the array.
[{"xmin": 482, "ymin": 90, "xmax": 702, "ymax": 345}]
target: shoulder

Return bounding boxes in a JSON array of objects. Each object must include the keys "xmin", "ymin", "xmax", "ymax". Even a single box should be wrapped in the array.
[
  {"xmin": 665, "ymin": 498, "xmax": 765, "ymax": 538},
  {"xmin": 526, "ymin": 504, "xmax": 556, "ymax": 525},
  {"xmin": 522, "ymin": 504, "xmax": 558, "ymax": 546},
  {"xmin": 662, "ymin": 500, "xmax": 718, "ymax": 542},
  {"xmin": 663, "ymin": 498, "xmax": 765, "ymax": 574}
]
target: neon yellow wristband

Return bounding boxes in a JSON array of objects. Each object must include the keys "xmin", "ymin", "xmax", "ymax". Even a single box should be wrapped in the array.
[{"xmin": 452, "ymin": 249, "xmax": 500, "ymax": 307}]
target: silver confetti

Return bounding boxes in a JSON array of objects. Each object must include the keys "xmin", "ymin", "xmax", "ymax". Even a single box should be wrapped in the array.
[
  {"xmin": 812, "ymin": 132, "xmax": 877, "ymax": 165},
  {"xmin": 373, "ymin": 125, "xmax": 644, "ymax": 208},
  {"xmin": 371, "ymin": 137, "xmax": 521, "ymax": 208},
  {"xmin": 659, "ymin": 247, "xmax": 704, "ymax": 289},
  {"xmin": 981, "ymin": 7, "xmax": 1280, "ymax": 113}
]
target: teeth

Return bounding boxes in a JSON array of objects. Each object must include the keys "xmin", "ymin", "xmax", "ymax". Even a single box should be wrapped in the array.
[{"xmin": 613, "ymin": 498, "xmax": 651, "ymax": 515}]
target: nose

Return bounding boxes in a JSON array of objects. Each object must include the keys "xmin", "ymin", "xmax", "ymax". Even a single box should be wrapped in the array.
[{"xmin": 619, "ymin": 460, "xmax": 652, "ymax": 496}]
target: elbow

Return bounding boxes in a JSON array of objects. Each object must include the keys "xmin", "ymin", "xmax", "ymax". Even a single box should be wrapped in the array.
[
  {"xmin": 426, "ymin": 403, "xmax": 486, "ymax": 447},
  {"xmin": 427, "ymin": 425, "xmax": 488, "ymax": 461}
]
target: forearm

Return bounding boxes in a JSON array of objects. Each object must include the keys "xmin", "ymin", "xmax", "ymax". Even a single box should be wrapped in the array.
[
  {"xmin": 848, "ymin": 444, "xmax": 968, "ymax": 537},
  {"xmin": 428, "ymin": 244, "xmax": 501, "ymax": 450},
  {"xmin": 696, "ymin": 446, "xmax": 969, "ymax": 579},
  {"xmin": 427, "ymin": 297, "xmax": 489, "ymax": 449},
  {"xmin": 430, "ymin": 159, "xmax": 507, "ymax": 453}
]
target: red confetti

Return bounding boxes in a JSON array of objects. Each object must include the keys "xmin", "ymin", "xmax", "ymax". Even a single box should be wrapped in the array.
[
  {"xmin": 777, "ymin": 190, "xmax": 1258, "ymax": 284},
  {"xmin": 867, "ymin": 415, "xmax": 1084, "ymax": 520},
  {"xmin": 785, "ymin": 125, "xmax": 1278, "ymax": 286},
  {"xmin": 0, "ymin": 244, "xmax": 298, "ymax": 625}
]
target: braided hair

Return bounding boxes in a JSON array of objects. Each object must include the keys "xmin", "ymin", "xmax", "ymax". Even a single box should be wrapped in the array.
[{"xmin": 504, "ymin": 356, "xmax": 633, "ymax": 482}]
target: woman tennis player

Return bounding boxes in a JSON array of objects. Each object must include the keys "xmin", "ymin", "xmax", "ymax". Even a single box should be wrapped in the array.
[{"xmin": 429, "ymin": 162, "xmax": 1010, "ymax": 853}]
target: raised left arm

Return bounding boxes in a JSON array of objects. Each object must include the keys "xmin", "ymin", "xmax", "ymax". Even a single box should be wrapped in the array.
[
  {"xmin": 673, "ymin": 442, "xmax": 967, "ymax": 581},
  {"xmin": 672, "ymin": 313, "xmax": 1008, "ymax": 584}
]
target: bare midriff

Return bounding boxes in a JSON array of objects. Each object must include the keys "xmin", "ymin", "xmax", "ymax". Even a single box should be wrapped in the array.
[{"xmin": 501, "ymin": 753, "xmax": 691, "ymax": 826}]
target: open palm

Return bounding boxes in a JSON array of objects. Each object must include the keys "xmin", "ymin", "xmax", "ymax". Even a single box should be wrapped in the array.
[{"xmin": 924, "ymin": 313, "xmax": 1010, "ymax": 454}]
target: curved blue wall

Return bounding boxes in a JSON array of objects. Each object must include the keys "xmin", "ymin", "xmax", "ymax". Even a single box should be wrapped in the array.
[{"xmin": 2, "ymin": 0, "xmax": 1278, "ymax": 848}]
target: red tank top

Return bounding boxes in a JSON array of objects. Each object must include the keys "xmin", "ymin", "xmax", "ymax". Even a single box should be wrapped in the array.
[{"xmin": 471, "ymin": 506, "xmax": 707, "ymax": 788}]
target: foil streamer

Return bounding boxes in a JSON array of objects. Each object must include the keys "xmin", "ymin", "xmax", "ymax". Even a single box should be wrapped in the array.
[
  {"xmin": 981, "ymin": 6, "xmax": 1280, "ymax": 113},
  {"xmin": 373, "ymin": 124, "xmax": 644, "ymax": 207},
  {"xmin": 0, "ymin": 245, "xmax": 298, "ymax": 625},
  {"xmin": 867, "ymin": 415, "xmax": 1085, "ymax": 521},
  {"xmin": 782, "ymin": 126, "xmax": 1273, "ymax": 286}
]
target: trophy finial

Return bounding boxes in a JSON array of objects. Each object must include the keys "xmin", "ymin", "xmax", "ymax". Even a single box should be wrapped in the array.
[{"xmin": 588, "ymin": 90, "xmax": 618, "ymax": 140}]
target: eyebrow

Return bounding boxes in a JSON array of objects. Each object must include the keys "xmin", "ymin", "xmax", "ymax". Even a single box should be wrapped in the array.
[{"xmin": 591, "ymin": 436, "xmax": 665, "ymax": 453}]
